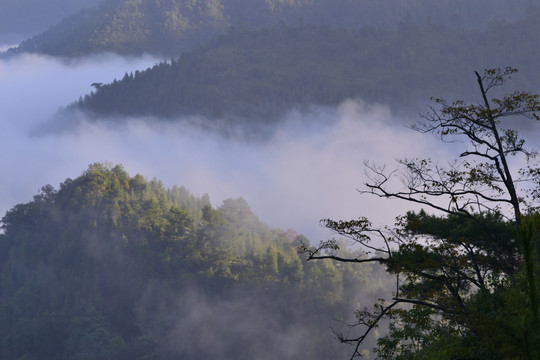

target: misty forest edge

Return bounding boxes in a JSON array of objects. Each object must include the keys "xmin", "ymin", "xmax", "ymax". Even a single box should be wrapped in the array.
[
  {"xmin": 1, "ymin": 67, "xmax": 539, "ymax": 359},
  {"xmin": 301, "ymin": 67, "xmax": 540, "ymax": 359},
  {"xmin": 1, "ymin": 1, "xmax": 540, "ymax": 359},
  {"xmin": 3, "ymin": 1, "xmax": 540, "ymax": 128}
]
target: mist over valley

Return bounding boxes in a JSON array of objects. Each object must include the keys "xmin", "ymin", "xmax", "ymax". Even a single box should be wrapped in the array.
[
  {"xmin": 1, "ymin": 1, "xmax": 540, "ymax": 359},
  {"xmin": 1, "ymin": 53, "xmax": 406, "ymax": 360},
  {"xmin": 0, "ymin": 48, "xmax": 445, "ymax": 360},
  {"xmin": 0, "ymin": 51, "xmax": 443, "ymax": 242}
]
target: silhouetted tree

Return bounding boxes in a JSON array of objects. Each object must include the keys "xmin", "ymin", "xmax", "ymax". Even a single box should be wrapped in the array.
[{"xmin": 300, "ymin": 68, "xmax": 540, "ymax": 359}]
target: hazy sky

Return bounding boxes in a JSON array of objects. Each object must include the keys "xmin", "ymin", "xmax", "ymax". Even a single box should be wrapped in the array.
[{"xmin": 2, "ymin": 51, "xmax": 537, "ymax": 242}]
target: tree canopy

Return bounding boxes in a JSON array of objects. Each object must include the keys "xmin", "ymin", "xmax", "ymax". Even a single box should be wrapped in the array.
[
  {"xmin": 300, "ymin": 68, "xmax": 540, "ymax": 359},
  {"xmin": 0, "ymin": 163, "xmax": 388, "ymax": 359}
]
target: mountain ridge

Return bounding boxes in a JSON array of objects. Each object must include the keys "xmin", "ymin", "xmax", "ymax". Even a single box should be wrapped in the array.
[
  {"xmin": 70, "ymin": 16, "xmax": 540, "ymax": 126},
  {"xmin": 5, "ymin": 0, "xmax": 538, "ymax": 57}
]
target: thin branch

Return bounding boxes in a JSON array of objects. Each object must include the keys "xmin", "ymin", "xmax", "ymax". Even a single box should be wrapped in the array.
[
  {"xmin": 337, "ymin": 300, "xmax": 401, "ymax": 359},
  {"xmin": 306, "ymin": 254, "xmax": 391, "ymax": 264}
]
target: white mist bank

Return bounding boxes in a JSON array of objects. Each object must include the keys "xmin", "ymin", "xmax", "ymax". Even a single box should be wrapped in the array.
[
  {"xmin": 2, "ymin": 53, "xmax": 537, "ymax": 241},
  {"xmin": 38, "ymin": 102, "xmax": 444, "ymax": 242}
]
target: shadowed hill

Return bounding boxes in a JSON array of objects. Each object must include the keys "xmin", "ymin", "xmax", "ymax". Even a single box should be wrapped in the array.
[
  {"xmin": 72, "ymin": 15, "xmax": 540, "ymax": 124},
  {"xmin": 4, "ymin": 0, "xmax": 538, "ymax": 57}
]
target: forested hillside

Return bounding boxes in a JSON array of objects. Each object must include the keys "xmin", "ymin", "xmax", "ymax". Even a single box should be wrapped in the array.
[
  {"xmin": 2, "ymin": 1, "xmax": 539, "ymax": 359},
  {"xmin": 73, "ymin": 13, "xmax": 540, "ymax": 123},
  {"xmin": 5, "ymin": 0, "xmax": 538, "ymax": 57},
  {"xmin": 0, "ymin": 163, "xmax": 387, "ymax": 359}
]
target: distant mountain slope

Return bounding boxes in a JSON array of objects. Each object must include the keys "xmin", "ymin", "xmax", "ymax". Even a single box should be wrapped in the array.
[
  {"xmin": 6, "ymin": 0, "xmax": 538, "ymax": 57},
  {"xmin": 9, "ymin": 0, "xmax": 228, "ymax": 56},
  {"xmin": 73, "ymin": 14, "xmax": 540, "ymax": 122}
]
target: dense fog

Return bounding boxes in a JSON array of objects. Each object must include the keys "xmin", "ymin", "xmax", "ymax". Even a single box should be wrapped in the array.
[{"xmin": 0, "ymin": 51, "xmax": 459, "ymax": 241}]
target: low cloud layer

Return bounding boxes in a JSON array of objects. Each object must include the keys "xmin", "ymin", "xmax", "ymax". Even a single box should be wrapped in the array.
[{"xmin": 3, "ymin": 53, "xmax": 537, "ymax": 242}]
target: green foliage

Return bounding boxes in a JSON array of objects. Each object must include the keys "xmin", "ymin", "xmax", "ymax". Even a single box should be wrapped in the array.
[
  {"xmin": 312, "ymin": 209, "xmax": 539, "ymax": 359},
  {"xmin": 301, "ymin": 69, "xmax": 540, "ymax": 358},
  {"xmin": 0, "ymin": 163, "xmax": 384, "ymax": 359},
  {"xmin": 384, "ymin": 212, "xmax": 528, "ymax": 359}
]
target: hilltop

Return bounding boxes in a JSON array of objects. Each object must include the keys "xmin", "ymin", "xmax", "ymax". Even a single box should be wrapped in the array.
[{"xmin": 0, "ymin": 163, "xmax": 386, "ymax": 359}]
